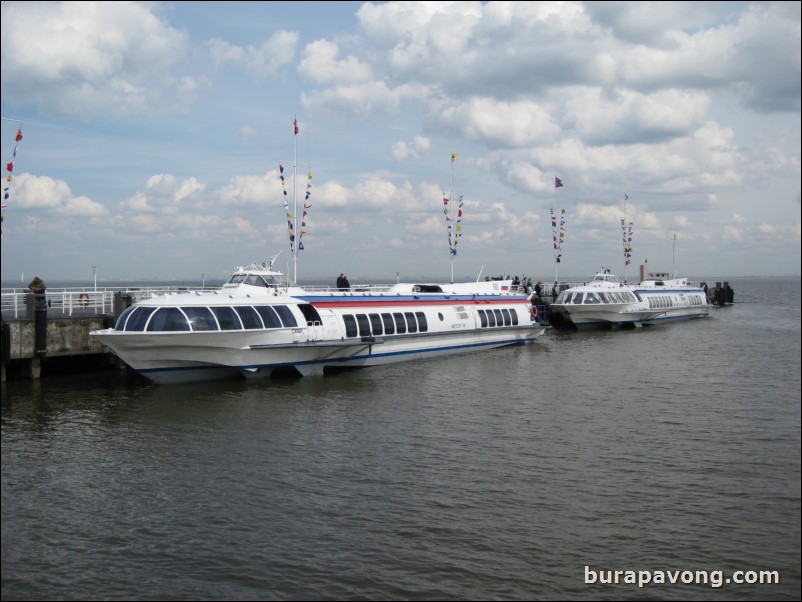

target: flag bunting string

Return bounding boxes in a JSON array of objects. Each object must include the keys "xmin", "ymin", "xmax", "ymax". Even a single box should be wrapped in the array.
[{"xmin": 2, "ymin": 127, "xmax": 23, "ymax": 236}]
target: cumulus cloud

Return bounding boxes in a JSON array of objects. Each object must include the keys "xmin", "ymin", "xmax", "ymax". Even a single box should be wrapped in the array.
[
  {"xmin": 391, "ymin": 136, "xmax": 431, "ymax": 161},
  {"xmin": 301, "ymin": 81, "xmax": 405, "ymax": 118},
  {"xmin": 207, "ymin": 30, "xmax": 298, "ymax": 80},
  {"xmin": 299, "ymin": 39, "xmax": 373, "ymax": 84},
  {"xmin": 433, "ymin": 97, "xmax": 560, "ymax": 148},
  {"xmin": 0, "ymin": 1, "xmax": 191, "ymax": 116},
  {"xmin": 121, "ymin": 174, "xmax": 205, "ymax": 214},
  {"xmin": 217, "ymin": 171, "xmax": 276, "ymax": 206},
  {"xmin": 11, "ymin": 173, "xmax": 108, "ymax": 217},
  {"xmin": 566, "ymin": 88, "xmax": 711, "ymax": 145}
]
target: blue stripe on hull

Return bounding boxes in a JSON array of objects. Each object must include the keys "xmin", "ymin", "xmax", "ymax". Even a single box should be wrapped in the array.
[{"xmin": 137, "ymin": 336, "xmax": 534, "ymax": 380}]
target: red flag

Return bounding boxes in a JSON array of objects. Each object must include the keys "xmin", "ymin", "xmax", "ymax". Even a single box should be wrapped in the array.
[
  {"xmin": 294, "ymin": 119, "xmax": 299, "ymax": 135},
  {"xmin": 6, "ymin": 162, "xmax": 13, "ymax": 173},
  {"xmin": 555, "ymin": 177, "xmax": 563, "ymax": 188},
  {"xmin": 15, "ymin": 129, "xmax": 23, "ymax": 142}
]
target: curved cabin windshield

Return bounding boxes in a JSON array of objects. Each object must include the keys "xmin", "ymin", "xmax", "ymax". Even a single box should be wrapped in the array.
[{"xmin": 226, "ymin": 273, "xmax": 281, "ymax": 287}]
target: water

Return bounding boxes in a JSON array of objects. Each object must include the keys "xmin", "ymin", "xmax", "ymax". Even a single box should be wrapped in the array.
[{"xmin": 2, "ymin": 278, "xmax": 800, "ymax": 601}]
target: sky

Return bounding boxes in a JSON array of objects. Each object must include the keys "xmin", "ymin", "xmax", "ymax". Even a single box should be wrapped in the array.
[{"xmin": 1, "ymin": 1, "xmax": 800, "ymax": 285}]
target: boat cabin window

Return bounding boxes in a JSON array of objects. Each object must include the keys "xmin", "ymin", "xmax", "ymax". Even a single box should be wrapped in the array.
[
  {"xmin": 486, "ymin": 309, "xmax": 496, "ymax": 327},
  {"xmin": 415, "ymin": 311, "xmax": 428, "ymax": 332},
  {"xmin": 393, "ymin": 312, "xmax": 407, "ymax": 334},
  {"xmin": 356, "ymin": 314, "xmax": 371, "ymax": 337},
  {"xmin": 381, "ymin": 313, "xmax": 395, "ymax": 335},
  {"xmin": 226, "ymin": 273, "xmax": 281, "ymax": 287},
  {"xmin": 412, "ymin": 284, "xmax": 443, "ymax": 293},
  {"xmin": 211, "ymin": 307, "xmax": 242, "ymax": 330},
  {"xmin": 274, "ymin": 305, "xmax": 298, "ymax": 328},
  {"xmin": 235, "ymin": 306, "xmax": 263, "ymax": 329},
  {"xmin": 478, "ymin": 309, "xmax": 488, "ymax": 327},
  {"xmin": 585, "ymin": 292, "xmax": 601, "ymax": 304},
  {"xmin": 244, "ymin": 274, "xmax": 264, "ymax": 287},
  {"xmin": 115, "ymin": 306, "xmax": 138, "ymax": 330},
  {"xmin": 147, "ymin": 307, "xmax": 191, "ymax": 332},
  {"xmin": 255, "ymin": 306, "xmax": 282, "ymax": 328},
  {"xmin": 369, "ymin": 313, "xmax": 383, "ymax": 335},
  {"xmin": 125, "ymin": 306, "xmax": 157, "ymax": 331},
  {"xmin": 404, "ymin": 312, "xmax": 418, "ymax": 333},
  {"xmin": 342, "ymin": 315, "xmax": 357, "ymax": 337},
  {"xmin": 182, "ymin": 307, "xmax": 217, "ymax": 331}
]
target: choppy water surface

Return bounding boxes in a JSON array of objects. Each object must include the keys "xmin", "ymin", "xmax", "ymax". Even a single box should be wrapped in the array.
[{"xmin": 2, "ymin": 278, "xmax": 800, "ymax": 600}]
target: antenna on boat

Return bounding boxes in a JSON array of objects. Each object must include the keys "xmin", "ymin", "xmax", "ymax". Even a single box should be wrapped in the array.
[
  {"xmin": 476, "ymin": 265, "xmax": 484, "ymax": 282},
  {"xmin": 268, "ymin": 250, "xmax": 282, "ymax": 270}
]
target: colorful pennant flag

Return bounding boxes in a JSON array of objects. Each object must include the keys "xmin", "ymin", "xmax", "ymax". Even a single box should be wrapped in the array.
[
  {"xmin": 621, "ymin": 218, "xmax": 634, "ymax": 266},
  {"xmin": 3, "ymin": 127, "xmax": 23, "ymax": 235},
  {"xmin": 550, "ymin": 207, "xmax": 566, "ymax": 263},
  {"xmin": 555, "ymin": 177, "xmax": 563, "ymax": 188},
  {"xmin": 278, "ymin": 119, "xmax": 313, "ymax": 252}
]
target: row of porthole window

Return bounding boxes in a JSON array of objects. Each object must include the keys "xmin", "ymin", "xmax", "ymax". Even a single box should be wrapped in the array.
[
  {"xmin": 115, "ymin": 304, "xmax": 299, "ymax": 332},
  {"xmin": 647, "ymin": 294, "xmax": 706, "ymax": 309},
  {"xmin": 647, "ymin": 296, "xmax": 675, "ymax": 309},
  {"xmin": 343, "ymin": 307, "xmax": 520, "ymax": 338},
  {"xmin": 477, "ymin": 308, "xmax": 519, "ymax": 327},
  {"xmin": 343, "ymin": 311, "xmax": 428, "ymax": 338},
  {"xmin": 559, "ymin": 291, "xmax": 638, "ymax": 305}
]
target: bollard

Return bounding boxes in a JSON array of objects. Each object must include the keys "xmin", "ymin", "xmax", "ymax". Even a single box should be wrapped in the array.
[{"xmin": 33, "ymin": 293, "xmax": 48, "ymax": 357}]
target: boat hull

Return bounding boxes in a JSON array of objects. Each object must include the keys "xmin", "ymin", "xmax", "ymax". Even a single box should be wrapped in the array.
[
  {"xmin": 550, "ymin": 305, "xmax": 710, "ymax": 330},
  {"xmin": 93, "ymin": 323, "xmax": 546, "ymax": 384},
  {"xmin": 548, "ymin": 303, "xmax": 660, "ymax": 330}
]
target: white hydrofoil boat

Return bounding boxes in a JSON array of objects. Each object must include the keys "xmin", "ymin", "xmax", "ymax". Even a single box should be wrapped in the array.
[
  {"xmin": 548, "ymin": 269, "xmax": 711, "ymax": 330},
  {"xmin": 91, "ymin": 263, "xmax": 547, "ymax": 384}
]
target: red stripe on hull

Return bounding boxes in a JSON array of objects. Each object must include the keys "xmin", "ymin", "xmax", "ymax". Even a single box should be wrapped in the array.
[{"xmin": 311, "ymin": 298, "xmax": 530, "ymax": 309}]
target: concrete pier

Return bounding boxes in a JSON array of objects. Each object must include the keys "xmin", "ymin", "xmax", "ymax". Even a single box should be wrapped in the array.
[
  {"xmin": 1, "ymin": 288, "xmax": 126, "ymax": 381},
  {"xmin": 1, "ymin": 314, "xmax": 119, "ymax": 381}
]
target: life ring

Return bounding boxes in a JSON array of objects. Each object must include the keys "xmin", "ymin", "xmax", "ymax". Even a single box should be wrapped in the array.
[
  {"xmin": 79, "ymin": 293, "xmax": 90, "ymax": 308},
  {"xmin": 530, "ymin": 304, "xmax": 539, "ymax": 320}
]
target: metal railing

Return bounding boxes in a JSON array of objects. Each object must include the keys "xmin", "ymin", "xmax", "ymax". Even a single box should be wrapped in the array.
[{"xmin": 1, "ymin": 286, "xmax": 211, "ymax": 320}]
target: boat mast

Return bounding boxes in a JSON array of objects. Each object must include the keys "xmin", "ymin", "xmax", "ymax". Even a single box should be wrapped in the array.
[
  {"xmin": 621, "ymin": 193, "xmax": 632, "ymax": 282},
  {"xmin": 282, "ymin": 118, "xmax": 310, "ymax": 285},
  {"xmin": 293, "ymin": 122, "xmax": 298, "ymax": 284},
  {"xmin": 672, "ymin": 233, "xmax": 677, "ymax": 277},
  {"xmin": 450, "ymin": 155, "xmax": 455, "ymax": 283},
  {"xmin": 552, "ymin": 177, "xmax": 565, "ymax": 287},
  {"xmin": 443, "ymin": 153, "xmax": 461, "ymax": 284}
]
